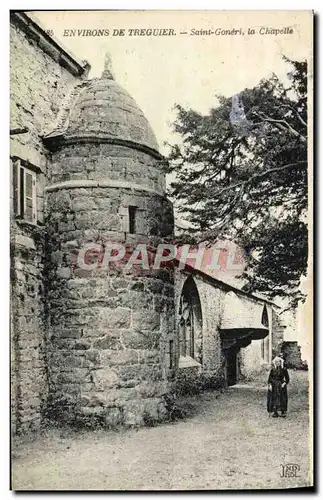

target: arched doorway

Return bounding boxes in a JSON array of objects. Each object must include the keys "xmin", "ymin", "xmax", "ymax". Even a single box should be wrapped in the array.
[{"xmin": 178, "ymin": 276, "xmax": 203, "ymax": 362}]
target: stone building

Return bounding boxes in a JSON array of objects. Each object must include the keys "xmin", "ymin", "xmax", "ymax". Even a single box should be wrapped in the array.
[
  {"xmin": 10, "ymin": 12, "xmax": 284, "ymax": 435},
  {"xmin": 280, "ymin": 341, "xmax": 304, "ymax": 369},
  {"xmin": 174, "ymin": 265, "xmax": 283, "ymax": 392}
]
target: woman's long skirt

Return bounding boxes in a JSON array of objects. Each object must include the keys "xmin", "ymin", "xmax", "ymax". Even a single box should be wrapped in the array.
[{"xmin": 267, "ymin": 381, "xmax": 288, "ymax": 412}]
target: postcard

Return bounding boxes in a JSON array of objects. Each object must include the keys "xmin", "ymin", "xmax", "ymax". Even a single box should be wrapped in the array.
[{"xmin": 10, "ymin": 10, "xmax": 313, "ymax": 491}]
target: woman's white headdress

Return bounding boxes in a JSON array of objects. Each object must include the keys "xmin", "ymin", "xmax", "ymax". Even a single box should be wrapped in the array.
[{"xmin": 272, "ymin": 356, "xmax": 284, "ymax": 368}]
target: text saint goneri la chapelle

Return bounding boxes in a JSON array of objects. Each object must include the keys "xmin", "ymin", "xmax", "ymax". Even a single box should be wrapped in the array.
[{"xmin": 61, "ymin": 26, "xmax": 294, "ymax": 37}]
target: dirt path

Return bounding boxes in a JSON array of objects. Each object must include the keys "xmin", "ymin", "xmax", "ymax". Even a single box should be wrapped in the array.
[{"xmin": 12, "ymin": 371, "xmax": 312, "ymax": 491}]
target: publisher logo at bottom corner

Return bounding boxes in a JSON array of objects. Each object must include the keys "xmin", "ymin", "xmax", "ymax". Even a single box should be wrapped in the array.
[{"xmin": 280, "ymin": 463, "xmax": 301, "ymax": 478}]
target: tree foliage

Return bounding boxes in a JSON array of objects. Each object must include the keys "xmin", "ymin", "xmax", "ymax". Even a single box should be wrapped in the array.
[{"xmin": 167, "ymin": 57, "xmax": 308, "ymax": 307}]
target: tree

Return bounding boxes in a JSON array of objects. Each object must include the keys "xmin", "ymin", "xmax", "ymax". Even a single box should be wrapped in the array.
[{"xmin": 166, "ymin": 57, "xmax": 308, "ymax": 308}]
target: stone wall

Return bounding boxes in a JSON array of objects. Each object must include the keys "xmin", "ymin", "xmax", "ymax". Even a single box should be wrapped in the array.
[
  {"xmin": 175, "ymin": 271, "xmax": 278, "ymax": 389},
  {"xmin": 239, "ymin": 340, "xmax": 264, "ymax": 379},
  {"xmin": 10, "ymin": 17, "xmax": 84, "ymax": 434},
  {"xmin": 10, "ymin": 229, "xmax": 47, "ymax": 433},
  {"xmin": 195, "ymin": 277, "xmax": 224, "ymax": 378},
  {"xmin": 281, "ymin": 341, "xmax": 303, "ymax": 369},
  {"xmin": 272, "ymin": 309, "xmax": 285, "ymax": 355},
  {"xmin": 175, "ymin": 272, "xmax": 225, "ymax": 393},
  {"xmin": 240, "ymin": 305, "xmax": 273, "ymax": 378},
  {"xmin": 10, "ymin": 19, "xmax": 83, "ymax": 163},
  {"xmin": 49, "ymin": 143, "xmax": 166, "ymax": 196},
  {"xmin": 46, "ymin": 140, "xmax": 175, "ymax": 427}
]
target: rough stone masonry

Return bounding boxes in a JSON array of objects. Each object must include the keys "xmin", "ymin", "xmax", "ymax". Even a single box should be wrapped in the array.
[
  {"xmin": 10, "ymin": 12, "xmax": 176, "ymax": 432},
  {"xmin": 10, "ymin": 12, "xmax": 89, "ymax": 434},
  {"xmin": 43, "ymin": 63, "xmax": 177, "ymax": 427}
]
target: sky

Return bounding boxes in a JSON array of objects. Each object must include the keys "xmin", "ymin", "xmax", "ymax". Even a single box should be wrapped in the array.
[
  {"xmin": 30, "ymin": 11, "xmax": 313, "ymax": 359},
  {"xmin": 32, "ymin": 10, "xmax": 312, "ymax": 155}
]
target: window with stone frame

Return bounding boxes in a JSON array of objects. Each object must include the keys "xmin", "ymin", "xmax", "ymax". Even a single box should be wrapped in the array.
[
  {"xmin": 12, "ymin": 158, "xmax": 37, "ymax": 224},
  {"xmin": 261, "ymin": 305, "xmax": 269, "ymax": 327},
  {"xmin": 128, "ymin": 205, "xmax": 137, "ymax": 234},
  {"xmin": 179, "ymin": 297, "xmax": 194, "ymax": 358},
  {"xmin": 178, "ymin": 277, "xmax": 203, "ymax": 360},
  {"xmin": 128, "ymin": 205, "xmax": 146, "ymax": 234}
]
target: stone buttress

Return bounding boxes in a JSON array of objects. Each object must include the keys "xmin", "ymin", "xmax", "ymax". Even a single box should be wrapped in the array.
[{"xmin": 43, "ymin": 56, "xmax": 176, "ymax": 427}]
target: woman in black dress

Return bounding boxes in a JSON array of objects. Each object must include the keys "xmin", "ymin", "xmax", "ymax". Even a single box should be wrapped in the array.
[{"xmin": 267, "ymin": 356, "xmax": 290, "ymax": 418}]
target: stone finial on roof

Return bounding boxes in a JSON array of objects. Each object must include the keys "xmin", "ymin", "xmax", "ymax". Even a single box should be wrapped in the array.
[{"xmin": 101, "ymin": 52, "xmax": 114, "ymax": 80}]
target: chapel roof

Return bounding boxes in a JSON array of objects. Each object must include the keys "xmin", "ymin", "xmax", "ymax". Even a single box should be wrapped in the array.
[{"xmin": 178, "ymin": 260, "xmax": 278, "ymax": 307}]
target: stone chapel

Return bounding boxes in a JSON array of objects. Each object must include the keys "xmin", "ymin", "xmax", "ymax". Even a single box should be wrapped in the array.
[{"xmin": 10, "ymin": 12, "xmax": 285, "ymax": 434}]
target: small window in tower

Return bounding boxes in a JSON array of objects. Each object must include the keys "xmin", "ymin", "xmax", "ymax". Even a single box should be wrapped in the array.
[
  {"xmin": 12, "ymin": 158, "xmax": 37, "ymax": 224},
  {"xmin": 128, "ymin": 205, "xmax": 137, "ymax": 234}
]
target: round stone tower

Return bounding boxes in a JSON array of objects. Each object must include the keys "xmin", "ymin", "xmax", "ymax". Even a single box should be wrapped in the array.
[{"xmin": 44, "ymin": 55, "xmax": 176, "ymax": 427}]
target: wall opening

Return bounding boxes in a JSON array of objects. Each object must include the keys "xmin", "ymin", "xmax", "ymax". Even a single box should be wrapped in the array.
[
  {"xmin": 12, "ymin": 158, "xmax": 37, "ymax": 224},
  {"xmin": 226, "ymin": 347, "xmax": 238, "ymax": 386},
  {"xmin": 261, "ymin": 305, "xmax": 269, "ymax": 327},
  {"xmin": 128, "ymin": 205, "xmax": 137, "ymax": 234},
  {"xmin": 178, "ymin": 276, "xmax": 203, "ymax": 361},
  {"xmin": 261, "ymin": 305, "xmax": 270, "ymax": 362}
]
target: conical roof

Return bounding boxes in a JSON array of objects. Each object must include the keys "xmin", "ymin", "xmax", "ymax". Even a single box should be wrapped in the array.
[{"xmin": 45, "ymin": 54, "xmax": 159, "ymax": 154}]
